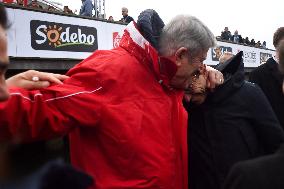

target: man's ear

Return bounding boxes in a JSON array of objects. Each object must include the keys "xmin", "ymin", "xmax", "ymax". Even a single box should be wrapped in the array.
[{"xmin": 175, "ymin": 47, "xmax": 188, "ymax": 66}]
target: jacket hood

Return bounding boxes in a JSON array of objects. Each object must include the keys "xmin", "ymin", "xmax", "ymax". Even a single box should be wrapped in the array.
[
  {"xmin": 207, "ymin": 51, "xmax": 245, "ymax": 103},
  {"xmin": 137, "ymin": 9, "xmax": 165, "ymax": 50}
]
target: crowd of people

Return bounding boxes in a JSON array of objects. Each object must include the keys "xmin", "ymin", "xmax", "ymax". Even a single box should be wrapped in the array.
[
  {"xmin": 220, "ymin": 26, "xmax": 267, "ymax": 48},
  {"xmin": 1, "ymin": 0, "xmax": 134, "ymax": 23},
  {"xmin": 79, "ymin": 2, "xmax": 134, "ymax": 23},
  {"xmin": 1, "ymin": 2, "xmax": 284, "ymax": 189},
  {"xmin": 1, "ymin": 0, "xmax": 74, "ymax": 14}
]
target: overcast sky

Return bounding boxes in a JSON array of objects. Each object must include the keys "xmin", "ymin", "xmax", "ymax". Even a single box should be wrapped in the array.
[{"xmin": 57, "ymin": 0, "xmax": 283, "ymax": 49}]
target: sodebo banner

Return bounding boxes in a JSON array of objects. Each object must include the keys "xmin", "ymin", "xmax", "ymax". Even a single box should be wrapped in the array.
[
  {"xmin": 6, "ymin": 7, "xmax": 274, "ymax": 65},
  {"xmin": 30, "ymin": 20, "xmax": 98, "ymax": 52}
]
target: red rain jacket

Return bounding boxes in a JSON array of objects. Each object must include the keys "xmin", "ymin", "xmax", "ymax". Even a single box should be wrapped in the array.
[{"xmin": 0, "ymin": 22, "xmax": 188, "ymax": 189}]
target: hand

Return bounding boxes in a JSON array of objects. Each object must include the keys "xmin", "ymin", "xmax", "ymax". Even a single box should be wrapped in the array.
[
  {"xmin": 190, "ymin": 74, "xmax": 207, "ymax": 94},
  {"xmin": 6, "ymin": 70, "xmax": 69, "ymax": 90},
  {"xmin": 191, "ymin": 93, "xmax": 207, "ymax": 105},
  {"xmin": 184, "ymin": 74, "xmax": 207, "ymax": 103},
  {"xmin": 205, "ymin": 65, "xmax": 224, "ymax": 89}
]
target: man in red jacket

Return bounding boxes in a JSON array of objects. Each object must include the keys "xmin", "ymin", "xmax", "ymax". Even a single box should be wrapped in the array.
[{"xmin": 0, "ymin": 8, "xmax": 221, "ymax": 189}]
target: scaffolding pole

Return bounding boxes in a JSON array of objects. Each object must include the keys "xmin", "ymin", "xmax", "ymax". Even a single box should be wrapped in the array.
[{"xmin": 94, "ymin": 0, "xmax": 105, "ymax": 19}]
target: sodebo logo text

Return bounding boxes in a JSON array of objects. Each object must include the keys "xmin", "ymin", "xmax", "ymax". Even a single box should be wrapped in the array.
[{"xmin": 31, "ymin": 20, "xmax": 98, "ymax": 52}]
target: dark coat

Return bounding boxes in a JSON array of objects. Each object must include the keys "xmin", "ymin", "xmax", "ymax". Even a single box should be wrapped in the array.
[
  {"xmin": 249, "ymin": 58, "xmax": 284, "ymax": 129},
  {"xmin": 121, "ymin": 15, "xmax": 134, "ymax": 23},
  {"xmin": 185, "ymin": 52, "xmax": 284, "ymax": 189},
  {"xmin": 230, "ymin": 34, "xmax": 243, "ymax": 43},
  {"xmin": 221, "ymin": 31, "xmax": 232, "ymax": 41},
  {"xmin": 224, "ymin": 144, "xmax": 284, "ymax": 189}
]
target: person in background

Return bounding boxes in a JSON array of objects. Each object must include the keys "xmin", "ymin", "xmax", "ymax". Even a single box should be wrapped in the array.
[
  {"xmin": 243, "ymin": 37, "xmax": 250, "ymax": 45},
  {"xmin": 120, "ymin": 7, "xmax": 134, "ymax": 23},
  {"xmin": 231, "ymin": 30, "xmax": 243, "ymax": 43},
  {"xmin": 79, "ymin": 0, "xmax": 93, "ymax": 17},
  {"xmin": 28, "ymin": 0, "xmax": 42, "ymax": 9},
  {"xmin": 250, "ymin": 38, "xmax": 256, "ymax": 46},
  {"xmin": 223, "ymin": 39, "xmax": 284, "ymax": 189},
  {"xmin": 221, "ymin": 27, "xmax": 232, "ymax": 41},
  {"xmin": 29, "ymin": 0, "xmax": 40, "ymax": 9},
  {"xmin": 184, "ymin": 51, "xmax": 284, "ymax": 189},
  {"xmin": 262, "ymin": 41, "xmax": 267, "ymax": 48},
  {"xmin": 16, "ymin": 0, "xmax": 26, "ymax": 6},
  {"xmin": 249, "ymin": 27, "xmax": 284, "ymax": 130},
  {"xmin": 63, "ymin": 5, "xmax": 73, "ymax": 14},
  {"xmin": 108, "ymin": 15, "xmax": 114, "ymax": 21},
  {"xmin": 47, "ymin": 5, "xmax": 56, "ymax": 12},
  {"xmin": 255, "ymin": 41, "xmax": 262, "ymax": 48},
  {"xmin": 0, "ymin": 8, "xmax": 223, "ymax": 189}
]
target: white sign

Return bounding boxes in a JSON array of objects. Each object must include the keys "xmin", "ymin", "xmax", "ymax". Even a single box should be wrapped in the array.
[
  {"xmin": 6, "ymin": 7, "xmax": 275, "ymax": 67},
  {"xmin": 6, "ymin": 7, "xmax": 125, "ymax": 59},
  {"xmin": 205, "ymin": 41, "xmax": 275, "ymax": 67}
]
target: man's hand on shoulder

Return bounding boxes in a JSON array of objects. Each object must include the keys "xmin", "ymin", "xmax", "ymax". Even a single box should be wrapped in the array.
[
  {"xmin": 205, "ymin": 65, "xmax": 224, "ymax": 89},
  {"xmin": 6, "ymin": 70, "xmax": 69, "ymax": 90}
]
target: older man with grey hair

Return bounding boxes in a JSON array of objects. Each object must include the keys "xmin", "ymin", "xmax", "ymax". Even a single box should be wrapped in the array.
[
  {"xmin": 159, "ymin": 14, "xmax": 218, "ymax": 89},
  {"xmin": 0, "ymin": 9, "xmax": 221, "ymax": 189},
  {"xmin": 120, "ymin": 7, "xmax": 134, "ymax": 23}
]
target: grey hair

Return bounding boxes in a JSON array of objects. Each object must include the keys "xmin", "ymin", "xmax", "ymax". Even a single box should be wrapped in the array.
[
  {"xmin": 122, "ymin": 7, "xmax": 128, "ymax": 12},
  {"xmin": 158, "ymin": 15, "xmax": 216, "ymax": 57}
]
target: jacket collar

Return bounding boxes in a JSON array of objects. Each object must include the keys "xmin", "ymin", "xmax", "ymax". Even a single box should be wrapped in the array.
[
  {"xmin": 207, "ymin": 67, "xmax": 245, "ymax": 104},
  {"xmin": 207, "ymin": 52, "xmax": 245, "ymax": 103},
  {"xmin": 119, "ymin": 22, "xmax": 177, "ymax": 89}
]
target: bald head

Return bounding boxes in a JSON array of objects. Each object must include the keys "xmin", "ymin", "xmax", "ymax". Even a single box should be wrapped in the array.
[{"xmin": 219, "ymin": 52, "xmax": 234, "ymax": 64}]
